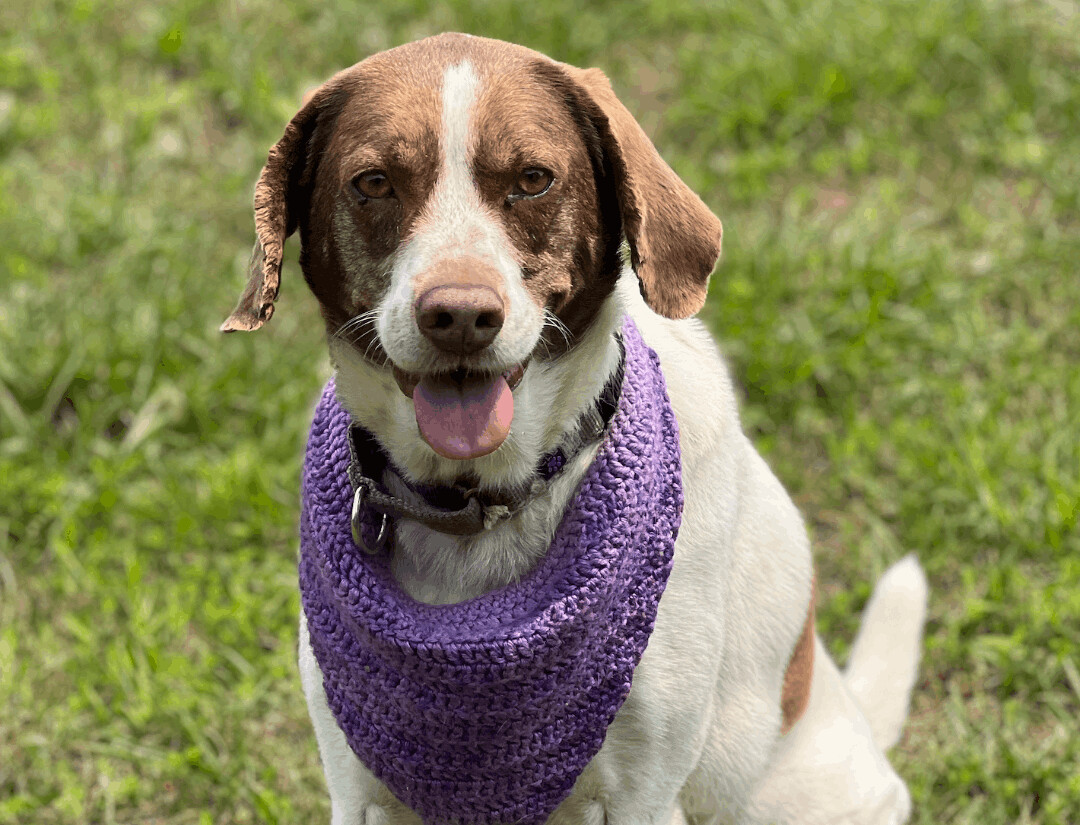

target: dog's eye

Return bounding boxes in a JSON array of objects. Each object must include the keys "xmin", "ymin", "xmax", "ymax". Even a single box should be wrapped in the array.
[
  {"xmin": 352, "ymin": 171, "xmax": 394, "ymax": 200},
  {"xmin": 511, "ymin": 168, "xmax": 554, "ymax": 200}
]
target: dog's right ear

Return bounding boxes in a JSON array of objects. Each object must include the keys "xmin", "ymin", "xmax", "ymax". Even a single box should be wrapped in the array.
[
  {"xmin": 220, "ymin": 83, "xmax": 340, "ymax": 332},
  {"xmin": 542, "ymin": 63, "xmax": 723, "ymax": 321}
]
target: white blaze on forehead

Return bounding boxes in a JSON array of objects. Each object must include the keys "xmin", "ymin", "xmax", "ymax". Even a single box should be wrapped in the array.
[
  {"xmin": 376, "ymin": 58, "xmax": 544, "ymax": 374},
  {"xmin": 440, "ymin": 61, "xmax": 480, "ymax": 190},
  {"xmin": 423, "ymin": 60, "xmax": 507, "ymax": 254}
]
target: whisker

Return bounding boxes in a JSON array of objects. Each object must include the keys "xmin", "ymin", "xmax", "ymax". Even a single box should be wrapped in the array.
[
  {"xmin": 333, "ymin": 309, "xmax": 379, "ymax": 342},
  {"xmin": 542, "ymin": 309, "xmax": 573, "ymax": 350},
  {"xmin": 331, "ymin": 309, "xmax": 390, "ymax": 367},
  {"xmin": 347, "ymin": 317, "xmax": 376, "ymax": 343},
  {"xmin": 363, "ymin": 334, "xmax": 383, "ymax": 363}
]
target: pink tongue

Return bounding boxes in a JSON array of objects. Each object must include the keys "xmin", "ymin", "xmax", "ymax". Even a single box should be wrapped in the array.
[{"xmin": 412, "ymin": 374, "xmax": 514, "ymax": 460}]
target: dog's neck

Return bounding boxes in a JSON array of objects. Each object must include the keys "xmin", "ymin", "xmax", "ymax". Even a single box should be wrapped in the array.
[{"xmin": 329, "ymin": 289, "xmax": 628, "ymax": 604}]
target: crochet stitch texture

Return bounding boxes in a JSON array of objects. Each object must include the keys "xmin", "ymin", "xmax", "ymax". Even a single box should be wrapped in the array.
[{"xmin": 299, "ymin": 316, "xmax": 683, "ymax": 825}]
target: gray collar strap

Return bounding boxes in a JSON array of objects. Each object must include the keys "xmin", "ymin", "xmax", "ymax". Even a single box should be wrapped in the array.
[{"xmin": 347, "ymin": 332, "xmax": 626, "ymax": 551}]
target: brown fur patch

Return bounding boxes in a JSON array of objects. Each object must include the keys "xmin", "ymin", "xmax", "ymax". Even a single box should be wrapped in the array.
[
  {"xmin": 220, "ymin": 84, "xmax": 336, "ymax": 332},
  {"xmin": 551, "ymin": 63, "xmax": 724, "ymax": 320},
  {"xmin": 303, "ymin": 56, "xmax": 444, "ymax": 333},
  {"xmin": 780, "ymin": 577, "xmax": 816, "ymax": 734},
  {"xmin": 469, "ymin": 57, "xmax": 620, "ymax": 351}
]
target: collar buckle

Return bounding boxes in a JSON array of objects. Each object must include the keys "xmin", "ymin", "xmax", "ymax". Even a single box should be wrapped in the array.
[{"xmin": 351, "ymin": 478, "xmax": 390, "ymax": 555}]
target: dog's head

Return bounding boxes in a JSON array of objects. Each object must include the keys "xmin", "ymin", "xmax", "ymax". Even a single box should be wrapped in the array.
[{"xmin": 223, "ymin": 33, "xmax": 721, "ymax": 483}]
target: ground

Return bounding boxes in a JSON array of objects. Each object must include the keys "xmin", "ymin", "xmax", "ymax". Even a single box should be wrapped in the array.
[{"xmin": 1, "ymin": 0, "xmax": 1078, "ymax": 822}]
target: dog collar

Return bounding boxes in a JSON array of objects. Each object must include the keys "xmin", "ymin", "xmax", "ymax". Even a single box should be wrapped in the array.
[{"xmin": 345, "ymin": 332, "xmax": 626, "ymax": 548}]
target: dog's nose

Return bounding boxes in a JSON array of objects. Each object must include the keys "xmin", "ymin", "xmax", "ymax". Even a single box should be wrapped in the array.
[{"xmin": 415, "ymin": 285, "xmax": 505, "ymax": 355}]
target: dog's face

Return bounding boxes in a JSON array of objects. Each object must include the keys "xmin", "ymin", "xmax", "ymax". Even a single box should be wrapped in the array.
[{"xmin": 223, "ymin": 34, "xmax": 722, "ymax": 476}]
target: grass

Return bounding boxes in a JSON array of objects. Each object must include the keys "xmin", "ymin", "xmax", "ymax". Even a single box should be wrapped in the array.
[{"xmin": 1, "ymin": 0, "xmax": 1078, "ymax": 821}]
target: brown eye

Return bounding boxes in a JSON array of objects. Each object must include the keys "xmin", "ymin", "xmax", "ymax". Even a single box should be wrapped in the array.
[
  {"xmin": 513, "ymin": 167, "xmax": 553, "ymax": 199},
  {"xmin": 352, "ymin": 170, "xmax": 393, "ymax": 200}
]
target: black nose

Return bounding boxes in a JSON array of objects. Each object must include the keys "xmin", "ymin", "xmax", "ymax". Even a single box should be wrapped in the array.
[{"xmin": 415, "ymin": 285, "xmax": 506, "ymax": 355}]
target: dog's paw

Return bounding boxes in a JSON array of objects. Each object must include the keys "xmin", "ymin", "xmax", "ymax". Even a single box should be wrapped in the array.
[
  {"xmin": 584, "ymin": 800, "xmax": 607, "ymax": 825},
  {"xmin": 571, "ymin": 799, "xmax": 687, "ymax": 825},
  {"xmin": 330, "ymin": 803, "xmax": 390, "ymax": 825},
  {"xmin": 360, "ymin": 804, "xmax": 390, "ymax": 825}
]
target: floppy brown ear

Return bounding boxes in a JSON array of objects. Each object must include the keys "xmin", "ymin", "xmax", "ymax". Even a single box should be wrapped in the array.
[
  {"xmin": 555, "ymin": 64, "xmax": 723, "ymax": 320},
  {"xmin": 220, "ymin": 84, "xmax": 338, "ymax": 332}
]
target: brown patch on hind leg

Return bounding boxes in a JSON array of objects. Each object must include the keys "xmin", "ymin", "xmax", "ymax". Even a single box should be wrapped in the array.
[{"xmin": 780, "ymin": 577, "xmax": 815, "ymax": 734}]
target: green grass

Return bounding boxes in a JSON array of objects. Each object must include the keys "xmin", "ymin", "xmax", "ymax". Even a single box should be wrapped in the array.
[{"xmin": 2, "ymin": 0, "xmax": 1078, "ymax": 821}]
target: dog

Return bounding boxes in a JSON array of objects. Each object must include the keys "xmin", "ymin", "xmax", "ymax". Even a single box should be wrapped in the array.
[{"xmin": 222, "ymin": 33, "xmax": 929, "ymax": 825}]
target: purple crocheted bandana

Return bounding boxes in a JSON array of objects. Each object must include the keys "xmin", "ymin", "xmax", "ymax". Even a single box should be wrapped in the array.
[{"xmin": 299, "ymin": 317, "xmax": 683, "ymax": 825}]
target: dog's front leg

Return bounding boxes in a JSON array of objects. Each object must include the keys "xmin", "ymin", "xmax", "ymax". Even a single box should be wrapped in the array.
[
  {"xmin": 550, "ymin": 796, "xmax": 689, "ymax": 825},
  {"xmin": 298, "ymin": 611, "xmax": 418, "ymax": 825},
  {"xmin": 665, "ymin": 805, "xmax": 690, "ymax": 825}
]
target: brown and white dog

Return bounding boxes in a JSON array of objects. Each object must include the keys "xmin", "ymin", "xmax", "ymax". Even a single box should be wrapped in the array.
[{"xmin": 222, "ymin": 33, "xmax": 928, "ymax": 825}]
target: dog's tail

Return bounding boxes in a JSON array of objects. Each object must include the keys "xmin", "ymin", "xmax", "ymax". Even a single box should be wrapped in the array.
[{"xmin": 842, "ymin": 554, "xmax": 929, "ymax": 751}]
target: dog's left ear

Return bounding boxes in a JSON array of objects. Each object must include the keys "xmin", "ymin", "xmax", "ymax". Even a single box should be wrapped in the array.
[
  {"xmin": 220, "ymin": 82, "xmax": 340, "ymax": 332},
  {"xmin": 549, "ymin": 63, "xmax": 723, "ymax": 320}
]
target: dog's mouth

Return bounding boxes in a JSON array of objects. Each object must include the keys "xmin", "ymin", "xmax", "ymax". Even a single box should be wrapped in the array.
[{"xmin": 391, "ymin": 361, "xmax": 529, "ymax": 460}]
